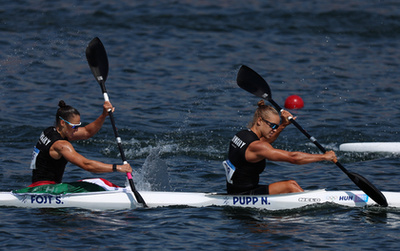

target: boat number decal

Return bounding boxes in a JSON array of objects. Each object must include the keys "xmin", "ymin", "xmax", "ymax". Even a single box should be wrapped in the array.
[
  {"xmin": 29, "ymin": 195, "xmax": 63, "ymax": 205},
  {"xmin": 233, "ymin": 196, "xmax": 270, "ymax": 205}
]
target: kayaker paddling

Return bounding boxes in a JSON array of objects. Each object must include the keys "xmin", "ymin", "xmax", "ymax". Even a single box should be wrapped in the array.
[
  {"xmin": 29, "ymin": 100, "xmax": 132, "ymax": 187},
  {"xmin": 225, "ymin": 100, "xmax": 337, "ymax": 195}
]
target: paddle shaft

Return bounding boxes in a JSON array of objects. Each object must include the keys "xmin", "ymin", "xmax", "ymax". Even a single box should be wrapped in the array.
[
  {"xmin": 99, "ymin": 82, "xmax": 148, "ymax": 207},
  {"xmin": 86, "ymin": 37, "xmax": 147, "ymax": 207},
  {"xmin": 99, "ymin": 83, "xmax": 128, "ymax": 162}
]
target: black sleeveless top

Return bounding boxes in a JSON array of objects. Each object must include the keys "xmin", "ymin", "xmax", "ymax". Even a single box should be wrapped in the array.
[
  {"xmin": 227, "ymin": 129, "xmax": 266, "ymax": 194},
  {"xmin": 31, "ymin": 127, "xmax": 68, "ymax": 183}
]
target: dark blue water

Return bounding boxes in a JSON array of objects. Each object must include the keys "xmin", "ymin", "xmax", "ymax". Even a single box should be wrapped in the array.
[{"xmin": 1, "ymin": 0, "xmax": 400, "ymax": 249}]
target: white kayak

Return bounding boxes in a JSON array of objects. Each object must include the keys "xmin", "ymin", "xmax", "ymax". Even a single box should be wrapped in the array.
[
  {"xmin": 1, "ymin": 188, "xmax": 399, "ymax": 211},
  {"xmin": 340, "ymin": 142, "xmax": 400, "ymax": 153}
]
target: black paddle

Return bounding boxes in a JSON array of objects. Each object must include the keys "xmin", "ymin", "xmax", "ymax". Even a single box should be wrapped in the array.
[
  {"xmin": 86, "ymin": 37, "xmax": 147, "ymax": 208},
  {"xmin": 236, "ymin": 65, "xmax": 388, "ymax": 207}
]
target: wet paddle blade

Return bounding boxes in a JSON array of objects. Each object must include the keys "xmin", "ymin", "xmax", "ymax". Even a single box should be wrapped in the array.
[
  {"xmin": 86, "ymin": 37, "xmax": 109, "ymax": 88},
  {"xmin": 347, "ymin": 172, "xmax": 388, "ymax": 207},
  {"xmin": 236, "ymin": 65, "xmax": 272, "ymax": 100}
]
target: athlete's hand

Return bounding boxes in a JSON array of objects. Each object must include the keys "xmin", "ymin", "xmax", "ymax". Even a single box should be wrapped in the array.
[
  {"xmin": 118, "ymin": 163, "xmax": 133, "ymax": 173},
  {"xmin": 324, "ymin": 150, "xmax": 337, "ymax": 163},
  {"xmin": 280, "ymin": 110, "xmax": 295, "ymax": 126},
  {"xmin": 103, "ymin": 101, "xmax": 115, "ymax": 115}
]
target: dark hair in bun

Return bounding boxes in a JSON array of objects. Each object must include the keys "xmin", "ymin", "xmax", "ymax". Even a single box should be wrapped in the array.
[{"xmin": 56, "ymin": 100, "xmax": 80, "ymax": 125}]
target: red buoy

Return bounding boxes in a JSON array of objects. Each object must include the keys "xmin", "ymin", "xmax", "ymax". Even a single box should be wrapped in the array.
[{"xmin": 284, "ymin": 95, "xmax": 304, "ymax": 109}]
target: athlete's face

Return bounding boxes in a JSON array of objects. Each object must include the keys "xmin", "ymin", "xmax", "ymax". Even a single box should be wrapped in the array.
[
  {"xmin": 62, "ymin": 114, "xmax": 81, "ymax": 139},
  {"xmin": 261, "ymin": 114, "xmax": 280, "ymax": 138}
]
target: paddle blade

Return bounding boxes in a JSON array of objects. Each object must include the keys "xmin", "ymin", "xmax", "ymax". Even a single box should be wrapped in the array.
[
  {"xmin": 347, "ymin": 172, "xmax": 388, "ymax": 207},
  {"xmin": 128, "ymin": 178, "xmax": 148, "ymax": 207},
  {"xmin": 237, "ymin": 65, "xmax": 272, "ymax": 100},
  {"xmin": 86, "ymin": 37, "xmax": 109, "ymax": 89}
]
